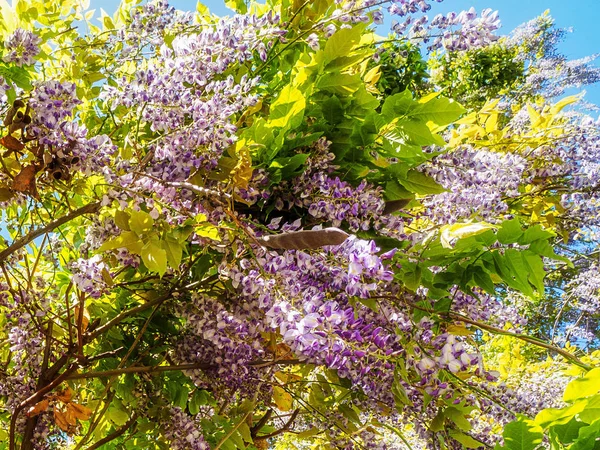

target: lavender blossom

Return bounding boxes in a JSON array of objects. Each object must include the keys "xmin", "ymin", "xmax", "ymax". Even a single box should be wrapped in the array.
[{"xmin": 3, "ymin": 28, "xmax": 41, "ymax": 66}]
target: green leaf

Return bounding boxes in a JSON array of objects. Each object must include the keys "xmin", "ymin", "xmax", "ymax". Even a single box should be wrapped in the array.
[
  {"xmin": 322, "ymin": 25, "xmax": 365, "ymax": 66},
  {"xmin": 578, "ymin": 394, "xmax": 600, "ymax": 424},
  {"xmin": 107, "ymin": 402, "xmax": 130, "ymax": 426},
  {"xmin": 392, "ymin": 367, "xmax": 413, "ymax": 411},
  {"xmin": 492, "ymin": 251, "xmax": 532, "ymax": 296},
  {"xmin": 316, "ymin": 73, "xmax": 362, "ymax": 95},
  {"xmin": 497, "ymin": 218, "xmax": 523, "ymax": 244},
  {"xmin": 114, "ymin": 210, "xmax": 131, "ymax": 231},
  {"xmin": 413, "ymin": 95, "xmax": 465, "ymax": 127},
  {"xmin": 504, "ymin": 249, "xmax": 535, "ymax": 296},
  {"xmin": 141, "ymin": 240, "xmax": 168, "ymax": 276},
  {"xmin": 522, "ymin": 251, "xmax": 546, "ymax": 294},
  {"xmin": 445, "ymin": 407, "xmax": 472, "ymax": 432},
  {"xmin": 552, "ymin": 417, "xmax": 587, "ymax": 444},
  {"xmin": 269, "ymin": 153, "xmax": 309, "ymax": 181},
  {"xmin": 564, "ymin": 369, "xmax": 600, "ymax": 402},
  {"xmin": 128, "ymin": 209, "xmax": 154, "ymax": 236},
  {"xmin": 238, "ymin": 422, "xmax": 253, "ymax": 443},
  {"xmin": 96, "ymin": 231, "xmax": 143, "ymax": 254},
  {"xmin": 339, "ymin": 404, "xmax": 361, "ymax": 425},
  {"xmin": 224, "ymin": 0, "xmax": 247, "ymax": 13},
  {"xmin": 162, "ymin": 237, "xmax": 183, "ymax": 269},
  {"xmin": 519, "ymin": 224, "xmax": 554, "ymax": 244},
  {"xmin": 0, "ymin": 64, "xmax": 32, "ymax": 90},
  {"xmin": 440, "ymin": 222, "xmax": 496, "ymax": 249},
  {"xmin": 267, "ymin": 85, "xmax": 305, "ymax": 130},
  {"xmin": 296, "ymin": 427, "xmax": 320, "ymax": 439},
  {"xmin": 397, "ymin": 169, "xmax": 446, "ymax": 195},
  {"xmin": 321, "ymin": 95, "xmax": 345, "ymax": 125},
  {"xmin": 397, "ymin": 120, "xmax": 446, "ymax": 146},
  {"xmin": 448, "ymin": 431, "xmax": 484, "ymax": 448},
  {"xmin": 196, "ymin": 223, "xmax": 221, "ymax": 241},
  {"xmin": 570, "ymin": 418, "xmax": 600, "ymax": 450},
  {"xmin": 500, "ymin": 416, "xmax": 543, "ymax": 450},
  {"xmin": 472, "ymin": 267, "xmax": 496, "ymax": 295},
  {"xmin": 384, "ymin": 180, "xmax": 412, "ymax": 201},
  {"xmin": 535, "ymin": 401, "xmax": 587, "ymax": 428},
  {"xmin": 381, "ymin": 90, "xmax": 414, "ymax": 119}
]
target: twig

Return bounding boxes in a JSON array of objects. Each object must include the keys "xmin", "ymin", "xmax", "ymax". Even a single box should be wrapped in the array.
[
  {"xmin": 85, "ymin": 412, "xmax": 138, "ymax": 450},
  {"xmin": 0, "ymin": 202, "xmax": 101, "ymax": 262},
  {"xmin": 67, "ymin": 359, "xmax": 302, "ymax": 380},
  {"xmin": 256, "ymin": 409, "xmax": 299, "ymax": 440}
]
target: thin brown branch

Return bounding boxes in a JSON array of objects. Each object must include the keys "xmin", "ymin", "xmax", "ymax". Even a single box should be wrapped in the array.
[
  {"xmin": 67, "ymin": 359, "xmax": 302, "ymax": 380},
  {"xmin": 0, "ymin": 202, "xmax": 101, "ymax": 262},
  {"xmin": 10, "ymin": 360, "xmax": 81, "ymax": 450},
  {"xmin": 256, "ymin": 409, "xmax": 299, "ymax": 440},
  {"xmin": 85, "ymin": 412, "xmax": 138, "ymax": 450}
]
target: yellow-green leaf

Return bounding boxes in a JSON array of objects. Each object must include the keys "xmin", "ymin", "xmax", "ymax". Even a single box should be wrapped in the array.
[
  {"xmin": 129, "ymin": 209, "xmax": 154, "ymax": 236},
  {"xmin": 563, "ymin": 368, "xmax": 600, "ymax": 402},
  {"xmin": 141, "ymin": 240, "xmax": 167, "ymax": 276},
  {"xmin": 97, "ymin": 231, "xmax": 143, "ymax": 254},
  {"xmin": 273, "ymin": 386, "xmax": 293, "ymax": 411},
  {"xmin": 440, "ymin": 222, "xmax": 496, "ymax": 249}
]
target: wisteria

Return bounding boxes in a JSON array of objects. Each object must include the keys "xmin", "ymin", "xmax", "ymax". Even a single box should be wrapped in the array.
[
  {"xmin": 2, "ymin": 28, "xmax": 41, "ymax": 66},
  {"xmin": 420, "ymin": 145, "xmax": 527, "ymax": 224},
  {"xmin": 0, "ymin": 1, "xmax": 598, "ymax": 449}
]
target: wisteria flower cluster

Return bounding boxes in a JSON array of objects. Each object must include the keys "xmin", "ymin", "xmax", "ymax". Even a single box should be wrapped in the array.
[
  {"xmin": 420, "ymin": 145, "xmax": 527, "ymax": 224},
  {"xmin": 2, "ymin": 28, "xmax": 41, "ymax": 66}
]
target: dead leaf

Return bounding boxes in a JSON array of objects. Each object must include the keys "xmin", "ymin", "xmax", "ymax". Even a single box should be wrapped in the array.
[
  {"xmin": 275, "ymin": 343, "xmax": 292, "ymax": 359},
  {"xmin": 0, "ymin": 135, "xmax": 25, "ymax": 151},
  {"xmin": 74, "ymin": 305, "xmax": 90, "ymax": 333},
  {"xmin": 56, "ymin": 387, "xmax": 73, "ymax": 403},
  {"xmin": 257, "ymin": 228, "xmax": 350, "ymax": 250},
  {"xmin": 53, "ymin": 406, "xmax": 75, "ymax": 432},
  {"xmin": 67, "ymin": 402, "xmax": 92, "ymax": 421},
  {"xmin": 12, "ymin": 164, "xmax": 40, "ymax": 199},
  {"xmin": 25, "ymin": 399, "xmax": 49, "ymax": 417}
]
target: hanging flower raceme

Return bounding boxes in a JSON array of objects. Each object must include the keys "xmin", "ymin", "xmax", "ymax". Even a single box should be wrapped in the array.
[{"xmin": 2, "ymin": 28, "xmax": 41, "ymax": 66}]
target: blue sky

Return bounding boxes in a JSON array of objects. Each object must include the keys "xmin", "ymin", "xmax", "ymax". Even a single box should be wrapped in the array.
[{"xmin": 88, "ymin": 0, "xmax": 600, "ymax": 106}]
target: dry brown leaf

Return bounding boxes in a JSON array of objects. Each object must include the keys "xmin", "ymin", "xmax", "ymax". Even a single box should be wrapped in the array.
[
  {"xmin": 74, "ymin": 305, "xmax": 90, "ymax": 333},
  {"xmin": 53, "ymin": 406, "xmax": 73, "ymax": 432},
  {"xmin": 0, "ymin": 135, "xmax": 25, "ymax": 151},
  {"xmin": 25, "ymin": 399, "xmax": 49, "ymax": 417},
  {"xmin": 55, "ymin": 387, "xmax": 73, "ymax": 403},
  {"xmin": 275, "ymin": 343, "xmax": 292, "ymax": 359},
  {"xmin": 67, "ymin": 402, "xmax": 92, "ymax": 421},
  {"xmin": 257, "ymin": 228, "xmax": 350, "ymax": 250},
  {"xmin": 12, "ymin": 164, "xmax": 40, "ymax": 199}
]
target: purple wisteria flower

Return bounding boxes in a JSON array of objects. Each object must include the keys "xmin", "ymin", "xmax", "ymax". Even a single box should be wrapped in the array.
[
  {"xmin": 3, "ymin": 28, "xmax": 41, "ymax": 66},
  {"xmin": 70, "ymin": 255, "xmax": 109, "ymax": 299},
  {"xmin": 29, "ymin": 80, "xmax": 81, "ymax": 130},
  {"xmin": 420, "ymin": 146, "xmax": 526, "ymax": 224},
  {"xmin": 163, "ymin": 407, "xmax": 210, "ymax": 450}
]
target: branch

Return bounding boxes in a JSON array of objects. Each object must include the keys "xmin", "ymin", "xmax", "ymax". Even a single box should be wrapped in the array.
[
  {"xmin": 256, "ymin": 409, "xmax": 299, "ymax": 440},
  {"xmin": 67, "ymin": 359, "xmax": 302, "ymax": 380},
  {"xmin": 0, "ymin": 202, "xmax": 101, "ymax": 262},
  {"xmin": 379, "ymin": 294, "xmax": 592, "ymax": 371},
  {"xmin": 85, "ymin": 412, "xmax": 138, "ymax": 450},
  {"xmin": 9, "ymin": 361, "xmax": 81, "ymax": 450}
]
